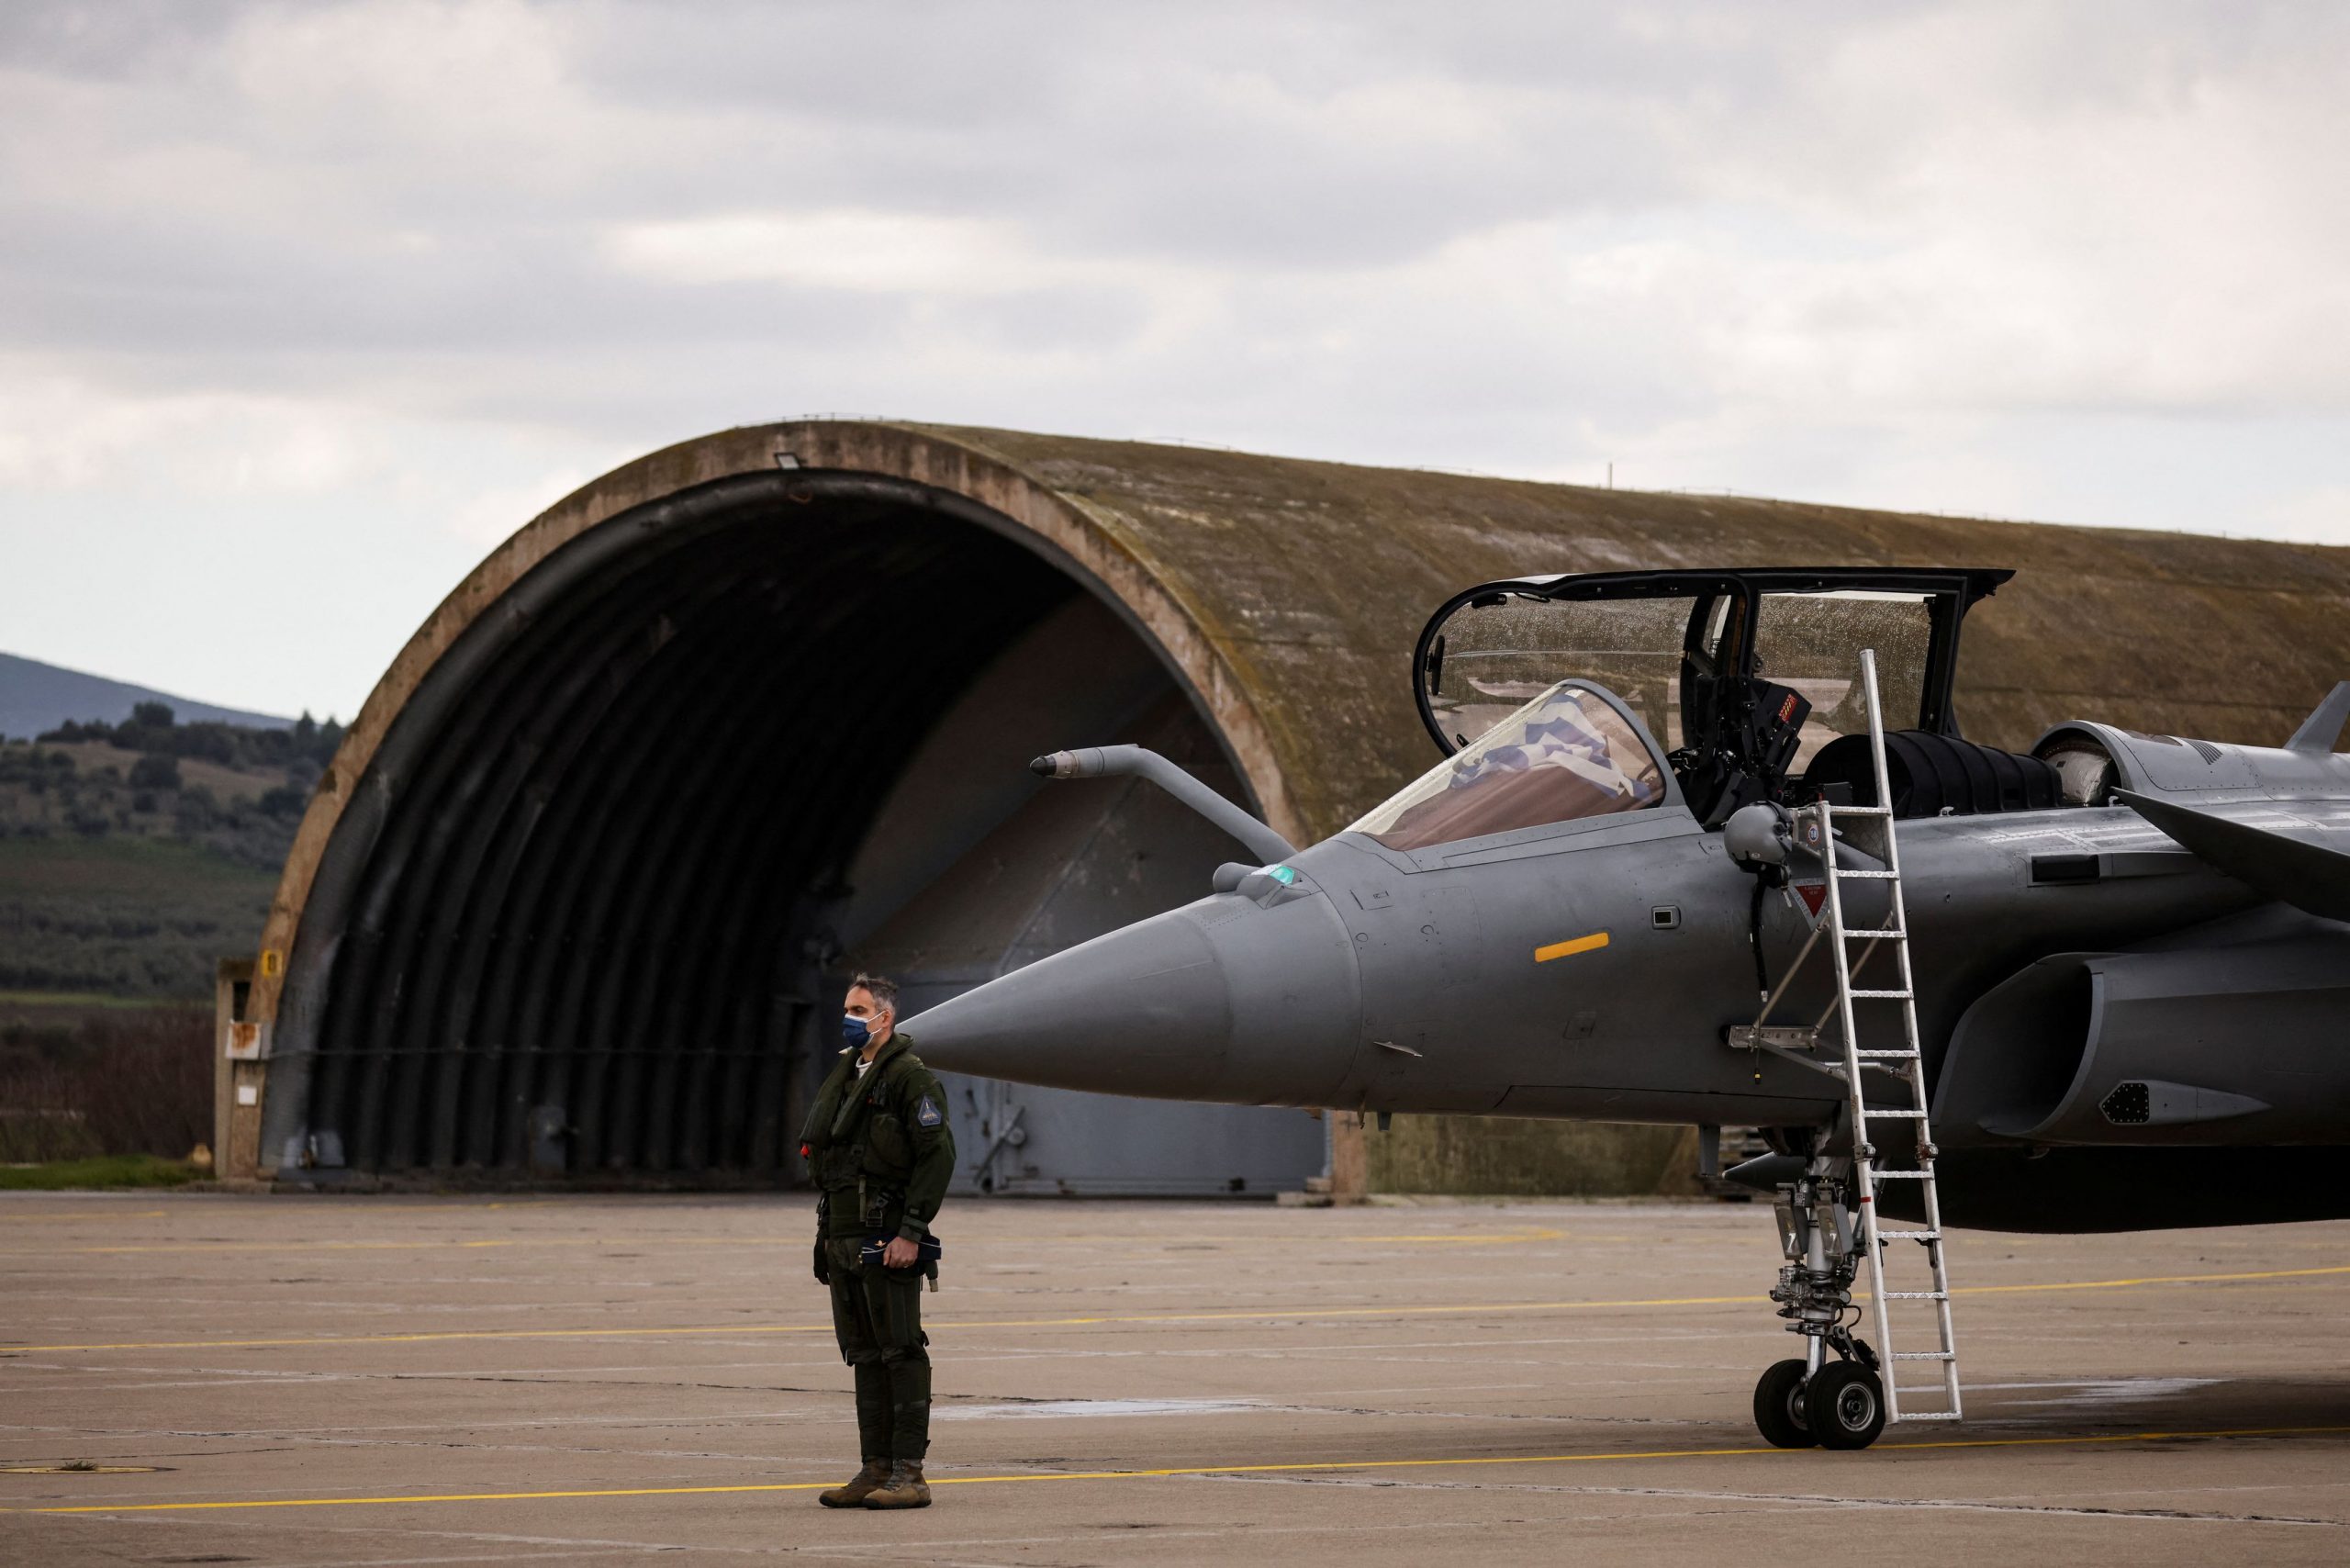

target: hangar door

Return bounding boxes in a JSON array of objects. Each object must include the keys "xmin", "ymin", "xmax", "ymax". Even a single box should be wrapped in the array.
[{"xmin": 838, "ymin": 590, "xmax": 1326, "ymax": 1196}]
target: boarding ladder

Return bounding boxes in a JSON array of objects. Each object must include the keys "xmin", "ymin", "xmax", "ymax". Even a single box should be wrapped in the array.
[{"xmin": 1749, "ymin": 648, "xmax": 1963, "ymax": 1424}]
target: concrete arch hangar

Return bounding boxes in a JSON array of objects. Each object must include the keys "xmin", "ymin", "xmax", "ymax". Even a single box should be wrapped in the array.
[
  {"xmin": 237, "ymin": 421, "xmax": 1337, "ymax": 1192},
  {"xmin": 228, "ymin": 418, "xmax": 2350, "ymax": 1190}
]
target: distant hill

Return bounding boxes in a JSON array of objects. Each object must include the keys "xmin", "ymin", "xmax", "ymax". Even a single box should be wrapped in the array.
[
  {"xmin": 1, "ymin": 706, "xmax": 338, "ymax": 999},
  {"xmin": 0, "ymin": 651, "xmax": 292, "ymax": 742}
]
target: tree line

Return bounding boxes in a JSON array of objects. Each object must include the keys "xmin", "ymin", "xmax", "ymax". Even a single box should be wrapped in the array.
[{"xmin": 38, "ymin": 701, "xmax": 344, "ymax": 772}]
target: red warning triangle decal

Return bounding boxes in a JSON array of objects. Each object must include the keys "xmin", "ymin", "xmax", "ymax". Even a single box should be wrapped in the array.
[{"xmin": 1795, "ymin": 881, "xmax": 1828, "ymax": 917}]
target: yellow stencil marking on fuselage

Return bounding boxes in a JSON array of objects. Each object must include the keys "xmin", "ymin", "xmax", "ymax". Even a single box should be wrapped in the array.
[{"xmin": 1535, "ymin": 932, "xmax": 1609, "ymax": 963}]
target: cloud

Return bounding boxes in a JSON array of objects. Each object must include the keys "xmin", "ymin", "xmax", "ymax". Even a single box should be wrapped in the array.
[
  {"xmin": 605, "ymin": 210, "xmax": 1067, "ymax": 295},
  {"xmin": 3, "ymin": 0, "xmax": 2348, "ymax": 714},
  {"xmin": 443, "ymin": 462, "xmax": 602, "ymax": 544},
  {"xmin": 0, "ymin": 364, "xmax": 386, "ymax": 495}
]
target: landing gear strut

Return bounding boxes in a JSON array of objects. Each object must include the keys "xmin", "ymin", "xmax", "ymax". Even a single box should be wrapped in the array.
[{"xmin": 1751, "ymin": 1155, "xmax": 1886, "ymax": 1450}]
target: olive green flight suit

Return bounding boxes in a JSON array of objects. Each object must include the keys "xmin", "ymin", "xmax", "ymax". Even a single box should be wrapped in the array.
[{"xmin": 801, "ymin": 1031, "xmax": 955, "ymax": 1466}]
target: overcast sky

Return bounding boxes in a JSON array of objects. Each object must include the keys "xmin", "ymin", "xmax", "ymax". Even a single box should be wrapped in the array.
[{"xmin": 5, "ymin": 1, "xmax": 2346, "ymax": 719}]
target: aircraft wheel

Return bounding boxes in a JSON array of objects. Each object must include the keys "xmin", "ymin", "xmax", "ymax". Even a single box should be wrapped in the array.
[
  {"xmin": 1752, "ymin": 1359, "xmax": 1816, "ymax": 1449},
  {"xmin": 1807, "ymin": 1361, "xmax": 1886, "ymax": 1450}
]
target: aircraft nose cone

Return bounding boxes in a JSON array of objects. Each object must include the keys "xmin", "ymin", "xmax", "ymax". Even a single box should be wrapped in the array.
[
  {"xmin": 909, "ymin": 891, "xmax": 1360, "ymax": 1106},
  {"xmin": 912, "ymin": 910, "xmax": 1231, "ymax": 1094}
]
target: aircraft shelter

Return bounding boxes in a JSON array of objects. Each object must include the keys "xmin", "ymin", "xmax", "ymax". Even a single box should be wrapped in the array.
[{"xmin": 220, "ymin": 420, "xmax": 2350, "ymax": 1190}]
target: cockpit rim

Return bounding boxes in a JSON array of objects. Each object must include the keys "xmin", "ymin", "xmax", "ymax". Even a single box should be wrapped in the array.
[{"xmin": 1410, "ymin": 565, "xmax": 2016, "ymax": 760}]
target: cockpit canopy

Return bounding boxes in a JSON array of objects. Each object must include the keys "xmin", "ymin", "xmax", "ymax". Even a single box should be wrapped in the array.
[
  {"xmin": 1348, "ymin": 681, "xmax": 1668, "ymax": 852},
  {"xmin": 1409, "ymin": 566, "xmax": 2011, "ymax": 826}
]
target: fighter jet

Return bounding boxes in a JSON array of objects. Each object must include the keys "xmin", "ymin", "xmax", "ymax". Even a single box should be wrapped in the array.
[{"xmin": 909, "ymin": 566, "xmax": 2350, "ymax": 1450}]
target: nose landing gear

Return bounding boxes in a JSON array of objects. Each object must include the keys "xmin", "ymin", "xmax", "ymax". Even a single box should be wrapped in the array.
[
  {"xmin": 1806, "ymin": 1361, "xmax": 1888, "ymax": 1450},
  {"xmin": 1751, "ymin": 1157, "xmax": 1888, "ymax": 1450},
  {"xmin": 1752, "ymin": 1358, "xmax": 1815, "ymax": 1448}
]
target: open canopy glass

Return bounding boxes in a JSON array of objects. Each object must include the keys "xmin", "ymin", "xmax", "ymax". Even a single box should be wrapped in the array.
[
  {"xmin": 1421, "ymin": 593, "xmax": 1694, "ymax": 756},
  {"xmin": 1348, "ymin": 681, "xmax": 1667, "ymax": 852}
]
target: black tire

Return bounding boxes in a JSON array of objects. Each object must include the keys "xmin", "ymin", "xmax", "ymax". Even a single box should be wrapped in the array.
[
  {"xmin": 1752, "ymin": 1359, "xmax": 1816, "ymax": 1449},
  {"xmin": 1808, "ymin": 1361, "xmax": 1886, "ymax": 1450}
]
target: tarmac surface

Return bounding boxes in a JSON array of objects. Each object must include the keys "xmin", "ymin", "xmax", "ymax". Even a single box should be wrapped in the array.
[{"xmin": 4, "ymin": 1192, "xmax": 2348, "ymax": 1565}]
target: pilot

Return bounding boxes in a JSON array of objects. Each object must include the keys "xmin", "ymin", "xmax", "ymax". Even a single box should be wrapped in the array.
[{"xmin": 800, "ymin": 972, "xmax": 956, "ymax": 1510}]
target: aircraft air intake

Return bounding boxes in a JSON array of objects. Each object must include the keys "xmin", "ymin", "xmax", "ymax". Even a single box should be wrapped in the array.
[{"xmin": 1937, "ymin": 933, "xmax": 2350, "ymax": 1146}]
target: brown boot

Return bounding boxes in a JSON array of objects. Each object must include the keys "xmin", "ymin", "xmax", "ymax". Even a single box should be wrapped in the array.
[
  {"xmin": 817, "ymin": 1459, "xmax": 890, "ymax": 1508},
  {"xmin": 862, "ymin": 1460, "xmax": 931, "ymax": 1509}
]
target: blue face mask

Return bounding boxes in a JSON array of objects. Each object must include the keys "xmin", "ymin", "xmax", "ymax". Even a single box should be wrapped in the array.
[{"xmin": 843, "ymin": 1014, "xmax": 871, "ymax": 1049}]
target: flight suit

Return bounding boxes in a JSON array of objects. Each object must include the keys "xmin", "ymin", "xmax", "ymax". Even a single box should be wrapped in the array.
[{"xmin": 801, "ymin": 1031, "xmax": 955, "ymax": 1470}]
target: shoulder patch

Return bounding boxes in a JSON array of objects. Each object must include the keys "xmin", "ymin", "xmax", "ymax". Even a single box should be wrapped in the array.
[{"xmin": 915, "ymin": 1094, "xmax": 943, "ymax": 1129}]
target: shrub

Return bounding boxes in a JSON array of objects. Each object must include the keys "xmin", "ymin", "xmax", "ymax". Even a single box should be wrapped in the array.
[
  {"xmin": 175, "ymin": 723, "xmax": 239, "ymax": 767},
  {"xmin": 174, "ymin": 786, "xmax": 220, "ymax": 834},
  {"xmin": 75, "ymin": 1008, "xmax": 212, "ymax": 1158},
  {"xmin": 129, "ymin": 754, "xmax": 182, "ymax": 790},
  {"xmin": 258, "ymin": 784, "xmax": 308, "ymax": 819},
  {"xmin": 0, "ymin": 1057, "xmax": 95, "ymax": 1162},
  {"xmin": 0, "ymin": 1007, "xmax": 211, "ymax": 1161}
]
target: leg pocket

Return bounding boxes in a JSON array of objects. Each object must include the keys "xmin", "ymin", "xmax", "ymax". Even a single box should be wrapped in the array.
[
  {"xmin": 875, "ymin": 1272, "xmax": 927, "ymax": 1363},
  {"xmin": 832, "ymin": 1270, "xmax": 878, "ymax": 1365}
]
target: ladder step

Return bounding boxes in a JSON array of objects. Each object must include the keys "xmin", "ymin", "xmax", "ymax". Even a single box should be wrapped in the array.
[
  {"xmin": 1842, "ymin": 928, "xmax": 1906, "ymax": 939},
  {"xmin": 1831, "ymin": 805, "xmax": 1893, "ymax": 816},
  {"xmin": 1848, "ymin": 988, "xmax": 1912, "ymax": 999},
  {"xmin": 1834, "ymin": 869, "xmax": 1898, "ymax": 879},
  {"xmin": 1874, "ymin": 1228, "xmax": 1940, "ymax": 1239},
  {"xmin": 1892, "ymin": 1350, "xmax": 1956, "ymax": 1361},
  {"xmin": 1865, "ymin": 1108, "xmax": 1929, "ymax": 1119},
  {"xmin": 1880, "ymin": 1290, "xmax": 1948, "ymax": 1299},
  {"xmin": 1852, "ymin": 1049, "xmax": 1918, "ymax": 1058},
  {"xmin": 1897, "ymin": 1409, "xmax": 1964, "ymax": 1419},
  {"xmin": 1869, "ymin": 1170, "xmax": 1932, "ymax": 1180}
]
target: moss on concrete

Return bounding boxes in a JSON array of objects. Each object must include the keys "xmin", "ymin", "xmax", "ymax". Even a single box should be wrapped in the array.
[
  {"xmin": 940, "ymin": 423, "xmax": 2350, "ymax": 840},
  {"xmin": 1367, "ymin": 1115, "xmax": 1701, "ymax": 1198}
]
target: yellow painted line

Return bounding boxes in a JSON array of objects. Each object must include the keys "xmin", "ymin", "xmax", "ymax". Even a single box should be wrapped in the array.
[
  {"xmin": 58, "ymin": 1236, "xmax": 761, "ymax": 1257},
  {"xmin": 10, "ymin": 1424, "xmax": 2350, "ymax": 1515},
  {"xmin": 0, "ymin": 1200, "xmax": 542, "ymax": 1223},
  {"xmin": 2, "ymin": 1294, "xmax": 1760, "ymax": 1353},
  {"xmin": 1359, "ymin": 1228, "xmax": 1566, "ymax": 1245},
  {"xmin": 8, "ymin": 1262, "xmax": 2346, "ymax": 1356},
  {"xmin": 43, "ymin": 1228, "xmax": 1569, "ymax": 1257},
  {"xmin": 1955, "ymin": 1264, "xmax": 2350, "ymax": 1295},
  {"xmin": 1535, "ymin": 931, "xmax": 1609, "ymax": 963}
]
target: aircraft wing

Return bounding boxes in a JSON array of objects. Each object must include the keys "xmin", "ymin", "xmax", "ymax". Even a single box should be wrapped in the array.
[{"xmin": 2115, "ymin": 790, "xmax": 2350, "ymax": 924}]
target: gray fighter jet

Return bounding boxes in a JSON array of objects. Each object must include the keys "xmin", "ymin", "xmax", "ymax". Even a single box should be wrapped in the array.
[{"xmin": 909, "ymin": 566, "xmax": 2350, "ymax": 1450}]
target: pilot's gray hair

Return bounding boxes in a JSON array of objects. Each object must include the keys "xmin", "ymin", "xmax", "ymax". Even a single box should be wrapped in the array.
[{"xmin": 848, "ymin": 972, "xmax": 900, "ymax": 1017}]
